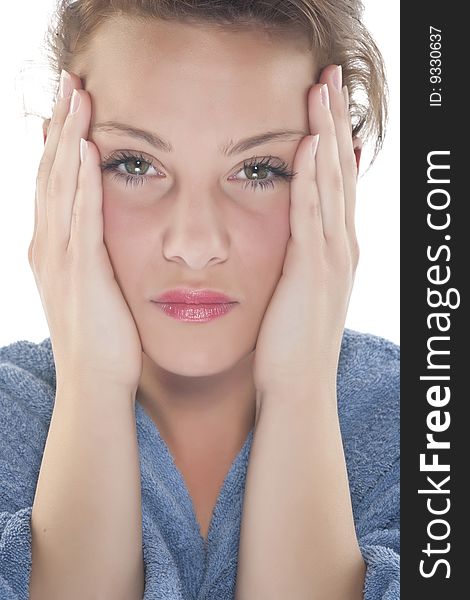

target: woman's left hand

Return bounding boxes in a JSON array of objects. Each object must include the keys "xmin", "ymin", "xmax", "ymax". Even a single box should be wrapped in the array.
[{"xmin": 253, "ymin": 65, "xmax": 360, "ymax": 397}]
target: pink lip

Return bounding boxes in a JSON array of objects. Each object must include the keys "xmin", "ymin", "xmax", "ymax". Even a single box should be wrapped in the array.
[
  {"xmin": 152, "ymin": 288, "xmax": 237, "ymax": 304},
  {"xmin": 151, "ymin": 288, "xmax": 238, "ymax": 322},
  {"xmin": 153, "ymin": 302, "xmax": 236, "ymax": 322}
]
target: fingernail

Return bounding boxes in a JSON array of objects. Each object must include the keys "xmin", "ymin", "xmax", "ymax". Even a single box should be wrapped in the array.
[
  {"xmin": 70, "ymin": 89, "xmax": 81, "ymax": 114},
  {"xmin": 59, "ymin": 69, "xmax": 73, "ymax": 99},
  {"xmin": 342, "ymin": 85, "xmax": 349, "ymax": 110},
  {"xmin": 320, "ymin": 84, "xmax": 330, "ymax": 110},
  {"xmin": 311, "ymin": 134, "xmax": 319, "ymax": 157},
  {"xmin": 333, "ymin": 65, "xmax": 342, "ymax": 92},
  {"xmin": 80, "ymin": 138, "xmax": 88, "ymax": 164}
]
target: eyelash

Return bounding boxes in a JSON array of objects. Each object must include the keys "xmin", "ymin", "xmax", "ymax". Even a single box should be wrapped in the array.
[{"xmin": 100, "ymin": 151, "xmax": 296, "ymax": 192}]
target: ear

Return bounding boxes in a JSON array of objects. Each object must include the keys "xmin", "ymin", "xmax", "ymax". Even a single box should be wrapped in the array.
[
  {"xmin": 43, "ymin": 118, "xmax": 51, "ymax": 145},
  {"xmin": 352, "ymin": 136, "xmax": 363, "ymax": 179}
]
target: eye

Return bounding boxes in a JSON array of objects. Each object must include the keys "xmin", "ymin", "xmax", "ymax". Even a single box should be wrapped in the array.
[
  {"xmin": 231, "ymin": 156, "xmax": 296, "ymax": 191},
  {"xmin": 100, "ymin": 151, "xmax": 297, "ymax": 192},
  {"xmin": 100, "ymin": 151, "xmax": 161, "ymax": 189}
]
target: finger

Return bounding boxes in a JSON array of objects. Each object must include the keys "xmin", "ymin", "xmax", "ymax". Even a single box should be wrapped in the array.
[
  {"xmin": 43, "ymin": 118, "xmax": 50, "ymax": 145},
  {"xmin": 318, "ymin": 66, "xmax": 359, "ymax": 240},
  {"xmin": 30, "ymin": 119, "xmax": 51, "ymax": 267},
  {"xmin": 289, "ymin": 134, "xmax": 323, "ymax": 245},
  {"xmin": 31, "ymin": 119, "xmax": 50, "ymax": 260},
  {"xmin": 35, "ymin": 71, "xmax": 83, "ymax": 244},
  {"xmin": 46, "ymin": 88, "xmax": 93, "ymax": 251},
  {"xmin": 68, "ymin": 139, "xmax": 105, "ymax": 257},
  {"xmin": 28, "ymin": 122, "xmax": 48, "ymax": 267},
  {"xmin": 306, "ymin": 78, "xmax": 345, "ymax": 240}
]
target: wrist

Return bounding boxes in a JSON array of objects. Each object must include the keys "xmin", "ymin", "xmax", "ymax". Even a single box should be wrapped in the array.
[
  {"xmin": 56, "ymin": 375, "xmax": 137, "ymax": 406},
  {"xmin": 257, "ymin": 369, "xmax": 337, "ymax": 397},
  {"xmin": 256, "ymin": 374, "xmax": 338, "ymax": 411}
]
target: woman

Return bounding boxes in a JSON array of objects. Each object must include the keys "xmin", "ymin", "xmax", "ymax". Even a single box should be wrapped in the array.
[{"xmin": 0, "ymin": 1, "xmax": 399, "ymax": 599}]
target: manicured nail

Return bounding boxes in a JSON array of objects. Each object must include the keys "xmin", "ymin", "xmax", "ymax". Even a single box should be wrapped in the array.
[
  {"xmin": 70, "ymin": 89, "xmax": 81, "ymax": 114},
  {"xmin": 320, "ymin": 84, "xmax": 330, "ymax": 110},
  {"xmin": 333, "ymin": 65, "xmax": 342, "ymax": 92},
  {"xmin": 80, "ymin": 138, "xmax": 88, "ymax": 164},
  {"xmin": 311, "ymin": 134, "xmax": 319, "ymax": 157},
  {"xmin": 342, "ymin": 85, "xmax": 349, "ymax": 110},
  {"xmin": 59, "ymin": 69, "xmax": 72, "ymax": 99}
]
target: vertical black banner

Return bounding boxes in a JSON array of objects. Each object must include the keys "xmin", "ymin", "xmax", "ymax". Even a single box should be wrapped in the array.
[{"xmin": 401, "ymin": 2, "xmax": 467, "ymax": 597}]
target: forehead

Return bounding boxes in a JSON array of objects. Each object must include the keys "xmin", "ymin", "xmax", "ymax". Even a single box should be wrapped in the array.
[{"xmin": 83, "ymin": 17, "xmax": 315, "ymax": 138}]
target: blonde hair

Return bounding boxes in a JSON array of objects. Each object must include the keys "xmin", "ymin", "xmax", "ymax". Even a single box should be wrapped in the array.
[{"xmin": 42, "ymin": 0, "xmax": 388, "ymax": 169}]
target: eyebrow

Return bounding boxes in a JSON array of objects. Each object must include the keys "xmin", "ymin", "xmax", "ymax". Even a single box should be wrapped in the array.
[{"xmin": 91, "ymin": 121, "xmax": 306, "ymax": 157}]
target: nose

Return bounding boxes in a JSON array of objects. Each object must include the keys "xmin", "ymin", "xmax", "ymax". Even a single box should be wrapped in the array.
[{"xmin": 162, "ymin": 191, "xmax": 229, "ymax": 270}]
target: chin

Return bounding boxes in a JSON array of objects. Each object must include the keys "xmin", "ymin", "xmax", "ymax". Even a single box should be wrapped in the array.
[{"xmin": 141, "ymin": 334, "xmax": 256, "ymax": 379}]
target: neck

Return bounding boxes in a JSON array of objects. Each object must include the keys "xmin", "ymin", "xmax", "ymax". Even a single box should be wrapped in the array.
[{"xmin": 136, "ymin": 349, "xmax": 257, "ymax": 462}]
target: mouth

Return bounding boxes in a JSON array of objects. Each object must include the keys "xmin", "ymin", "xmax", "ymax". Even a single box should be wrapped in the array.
[
  {"xmin": 152, "ymin": 300, "xmax": 237, "ymax": 322},
  {"xmin": 152, "ymin": 288, "xmax": 238, "ymax": 304}
]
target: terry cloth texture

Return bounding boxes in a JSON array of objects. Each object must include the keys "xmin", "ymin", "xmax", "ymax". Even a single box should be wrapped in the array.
[{"xmin": 0, "ymin": 327, "xmax": 399, "ymax": 599}]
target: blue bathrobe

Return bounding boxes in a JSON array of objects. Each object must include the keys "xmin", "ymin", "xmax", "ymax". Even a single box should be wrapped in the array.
[{"xmin": 0, "ymin": 327, "xmax": 399, "ymax": 599}]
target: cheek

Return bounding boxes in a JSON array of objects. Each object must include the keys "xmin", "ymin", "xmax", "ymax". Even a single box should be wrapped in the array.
[
  {"xmin": 102, "ymin": 196, "xmax": 147, "ymax": 288},
  {"xmin": 237, "ymin": 204, "xmax": 291, "ymax": 294}
]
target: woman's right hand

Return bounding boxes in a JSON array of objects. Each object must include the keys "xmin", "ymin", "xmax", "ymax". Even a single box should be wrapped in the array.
[{"xmin": 29, "ymin": 71, "xmax": 143, "ymax": 393}]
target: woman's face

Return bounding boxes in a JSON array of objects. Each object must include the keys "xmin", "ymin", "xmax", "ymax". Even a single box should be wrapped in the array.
[{"xmin": 84, "ymin": 17, "xmax": 315, "ymax": 377}]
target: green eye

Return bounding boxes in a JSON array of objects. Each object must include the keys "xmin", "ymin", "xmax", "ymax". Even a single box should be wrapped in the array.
[
  {"xmin": 235, "ymin": 156, "xmax": 296, "ymax": 191},
  {"xmin": 122, "ymin": 157, "xmax": 151, "ymax": 176},
  {"xmin": 101, "ymin": 151, "xmax": 158, "ymax": 188},
  {"xmin": 101, "ymin": 152, "xmax": 296, "ymax": 191}
]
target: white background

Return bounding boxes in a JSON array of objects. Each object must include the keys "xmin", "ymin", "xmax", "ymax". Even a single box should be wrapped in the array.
[{"xmin": 0, "ymin": 0, "xmax": 399, "ymax": 348}]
